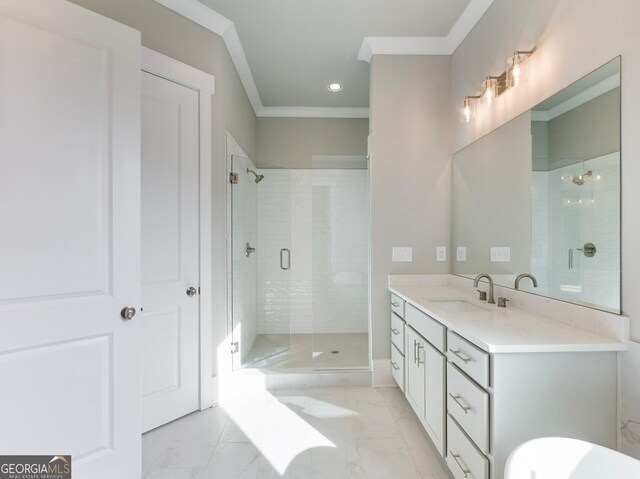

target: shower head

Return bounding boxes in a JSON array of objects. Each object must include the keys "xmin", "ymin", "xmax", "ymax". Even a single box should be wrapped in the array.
[
  {"xmin": 246, "ymin": 168, "xmax": 264, "ymax": 184},
  {"xmin": 572, "ymin": 170, "xmax": 592, "ymax": 186}
]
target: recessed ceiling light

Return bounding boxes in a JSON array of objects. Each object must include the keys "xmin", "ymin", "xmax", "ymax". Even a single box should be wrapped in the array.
[{"xmin": 327, "ymin": 83, "xmax": 343, "ymax": 92}]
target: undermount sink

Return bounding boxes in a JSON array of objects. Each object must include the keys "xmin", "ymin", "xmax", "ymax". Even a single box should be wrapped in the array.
[{"xmin": 425, "ymin": 299, "xmax": 490, "ymax": 313}]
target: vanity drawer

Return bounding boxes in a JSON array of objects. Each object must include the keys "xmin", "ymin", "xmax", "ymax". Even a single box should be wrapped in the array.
[
  {"xmin": 446, "ymin": 415, "xmax": 489, "ymax": 479},
  {"xmin": 447, "ymin": 331, "xmax": 489, "ymax": 388},
  {"xmin": 406, "ymin": 303, "xmax": 445, "ymax": 353},
  {"xmin": 391, "ymin": 343, "xmax": 405, "ymax": 392},
  {"xmin": 390, "ymin": 312, "xmax": 405, "ymax": 354},
  {"xmin": 447, "ymin": 363, "xmax": 490, "ymax": 454},
  {"xmin": 390, "ymin": 293, "xmax": 405, "ymax": 318}
]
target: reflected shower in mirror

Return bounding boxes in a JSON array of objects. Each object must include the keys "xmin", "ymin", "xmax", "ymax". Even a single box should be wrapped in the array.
[{"xmin": 453, "ymin": 57, "xmax": 620, "ymax": 313}]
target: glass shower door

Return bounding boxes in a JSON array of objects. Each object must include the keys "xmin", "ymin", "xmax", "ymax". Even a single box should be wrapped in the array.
[
  {"xmin": 230, "ymin": 155, "xmax": 291, "ymax": 369},
  {"xmin": 306, "ymin": 168, "xmax": 370, "ymax": 370}
]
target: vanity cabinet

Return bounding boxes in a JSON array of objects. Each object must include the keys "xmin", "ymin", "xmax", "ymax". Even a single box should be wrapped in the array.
[{"xmin": 389, "ymin": 288, "xmax": 620, "ymax": 479}]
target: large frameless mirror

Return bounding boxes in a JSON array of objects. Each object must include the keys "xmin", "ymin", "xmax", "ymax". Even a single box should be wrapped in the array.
[{"xmin": 453, "ymin": 57, "xmax": 621, "ymax": 313}]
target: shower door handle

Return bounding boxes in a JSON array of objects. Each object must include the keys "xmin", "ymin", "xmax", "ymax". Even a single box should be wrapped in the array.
[{"xmin": 280, "ymin": 248, "xmax": 290, "ymax": 270}]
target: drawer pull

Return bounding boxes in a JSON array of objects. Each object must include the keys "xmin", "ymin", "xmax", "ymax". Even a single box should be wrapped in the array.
[
  {"xmin": 449, "ymin": 451, "xmax": 471, "ymax": 477},
  {"xmin": 391, "ymin": 361, "xmax": 400, "ymax": 371},
  {"xmin": 391, "ymin": 301, "xmax": 400, "ymax": 307},
  {"xmin": 449, "ymin": 348, "xmax": 472, "ymax": 364},
  {"xmin": 449, "ymin": 393, "xmax": 472, "ymax": 414},
  {"xmin": 416, "ymin": 343, "xmax": 424, "ymax": 366},
  {"xmin": 413, "ymin": 340, "xmax": 418, "ymax": 364},
  {"xmin": 391, "ymin": 327, "xmax": 400, "ymax": 335}
]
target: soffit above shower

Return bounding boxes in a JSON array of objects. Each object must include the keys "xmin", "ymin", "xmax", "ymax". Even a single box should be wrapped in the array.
[{"xmin": 154, "ymin": 0, "xmax": 494, "ymax": 117}]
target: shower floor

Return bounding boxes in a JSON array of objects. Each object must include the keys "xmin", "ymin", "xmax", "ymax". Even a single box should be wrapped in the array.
[{"xmin": 242, "ymin": 332, "xmax": 369, "ymax": 369}]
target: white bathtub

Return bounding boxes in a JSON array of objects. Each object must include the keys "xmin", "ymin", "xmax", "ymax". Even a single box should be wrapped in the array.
[{"xmin": 505, "ymin": 437, "xmax": 640, "ymax": 479}]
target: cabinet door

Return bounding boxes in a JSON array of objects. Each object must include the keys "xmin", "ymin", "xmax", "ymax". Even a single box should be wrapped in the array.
[
  {"xmin": 424, "ymin": 342, "xmax": 446, "ymax": 456},
  {"xmin": 406, "ymin": 328, "xmax": 425, "ymax": 419}
]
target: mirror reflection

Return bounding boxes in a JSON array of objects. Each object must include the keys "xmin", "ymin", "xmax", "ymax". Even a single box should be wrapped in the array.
[{"xmin": 453, "ymin": 57, "xmax": 621, "ymax": 313}]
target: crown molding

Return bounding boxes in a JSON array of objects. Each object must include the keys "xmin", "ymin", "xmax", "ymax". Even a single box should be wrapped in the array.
[
  {"xmin": 154, "ymin": 0, "xmax": 230, "ymax": 35},
  {"xmin": 153, "ymin": 0, "xmax": 263, "ymax": 113},
  {"xmin": 257, "ymin": 107, "xmax": 370, "ymax": 118},
  {"xmin": 357, "ymin": 0, "xmax": 494, "ymax": 62}
]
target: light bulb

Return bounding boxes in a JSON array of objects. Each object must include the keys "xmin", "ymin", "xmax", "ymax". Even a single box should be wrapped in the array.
[
  {"xmin": 463, "ymin": 99, "xmax": 471, "ymax": 123},
  {"xmin": 512, "ymin": 58, "xmax": 521, "ymax": 87},
  {"xmin": 484, "ymin": 85, "xmax": 493, "ymax": 107}
]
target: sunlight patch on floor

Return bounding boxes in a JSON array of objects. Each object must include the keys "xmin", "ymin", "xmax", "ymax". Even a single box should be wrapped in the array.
[
  {"xmin": 276, "ymin": 394, "xmax": 358, "ymax": 419},
  {"xmin": 220, "ymin": 390, "xmax": 336, "ymax": 474}
]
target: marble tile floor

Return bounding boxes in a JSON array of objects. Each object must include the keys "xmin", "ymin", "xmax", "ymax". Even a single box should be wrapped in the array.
[
  {"xmin": 142, "ymin": 386, "xmax": 450, "ymax": 478},
  {"xmin": 242, "ymin": 333, "xmax": 369, "ymax": 369}
]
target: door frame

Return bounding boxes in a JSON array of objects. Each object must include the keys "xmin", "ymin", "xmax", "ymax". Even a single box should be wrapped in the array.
[{"xmin": 141, "ymin": 47, "xmax": 215, "ymax": 410}]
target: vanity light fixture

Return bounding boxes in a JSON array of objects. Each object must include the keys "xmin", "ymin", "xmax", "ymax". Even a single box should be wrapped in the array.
[
  {"xmin": 327, "ymin": 83, "xmax": 343, "ymax": 92},
  {"xmin": 508, "ymin": 50, "xmax": 536, "ymax": 88},
  {"xmin": 463, "ymin": 47, "xmax": 536, "ymax": 123}
]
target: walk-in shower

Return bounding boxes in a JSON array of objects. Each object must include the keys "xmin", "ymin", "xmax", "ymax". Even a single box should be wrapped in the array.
[{"xmin": 228, "ymin": 150, "xmax": 370, "ymax": 371}]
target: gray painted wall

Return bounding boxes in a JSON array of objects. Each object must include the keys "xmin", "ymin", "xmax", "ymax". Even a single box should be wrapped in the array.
[
  {"xmin": 70, "ymin": 0, "xmax": 258, "ymax": 379},
  {"xmin": 369, "ymin": 55, "xmax": 452, "ymax": 362},
  {"xmin": 451, "ymin": 0, "xmax": 640, "ymax": 458},
  {"xmin": 453, "ymin": 112, "xmax": 532, "ymax": 276},
  {"xmin": 256, "ymin": 118, "xmax": 369, "ymax": 169}
]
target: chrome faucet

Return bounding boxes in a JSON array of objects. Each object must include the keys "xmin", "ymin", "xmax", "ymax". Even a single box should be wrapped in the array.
[
  {"xmin": 473, "ymin": 273, "xmax": 495, "ymax": 304},
  {"xmin": 515, "ymin": 273, "xmax": 538, "ymax": 290}
]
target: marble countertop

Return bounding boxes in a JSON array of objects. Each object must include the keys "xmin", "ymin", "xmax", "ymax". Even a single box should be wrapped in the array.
[{"xmin": 389, "ymin": 284, "xmax": 627, "ymax": 354}]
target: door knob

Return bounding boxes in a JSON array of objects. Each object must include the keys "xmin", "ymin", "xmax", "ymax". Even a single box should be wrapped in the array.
[
  {"xmin": 186, "ymin": 286, "xmax": 198, "ymax": 297},
  {"xmin": 121, "ymin": 307, "xmax": 136, "ymax": 320}
]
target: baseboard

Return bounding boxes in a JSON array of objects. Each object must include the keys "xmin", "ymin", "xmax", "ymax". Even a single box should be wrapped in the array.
[{"xmin": 372, "ymin": 358, "xmax": 395, "ymax": 387}]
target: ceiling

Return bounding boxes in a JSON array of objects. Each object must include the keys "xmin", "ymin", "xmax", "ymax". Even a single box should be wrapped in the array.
[
  {"xmin": 154, "ymin": 0, "xmax": 494, "ymax": 116},
  {"xmin": 200, "ymin": 0, "xmax": 470, "ymax": 110}
]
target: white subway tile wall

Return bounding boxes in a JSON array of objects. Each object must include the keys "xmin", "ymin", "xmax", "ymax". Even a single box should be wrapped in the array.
[
  {"xmin": 531, "ymin": 152, "xmax": 620, "ymax": 310},
  {"xmin": 257, "ymin": 169, "xmax": 369, "ymax": 335}
]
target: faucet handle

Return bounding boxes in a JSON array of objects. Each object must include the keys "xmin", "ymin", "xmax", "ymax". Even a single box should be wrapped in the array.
[
  {"xmin": 477, "ymin": 290, "xmax": 487, "ymax": 301},
  {"xmin": 497, "ymin": 297, "xmax": 509, "ymax": 308}
]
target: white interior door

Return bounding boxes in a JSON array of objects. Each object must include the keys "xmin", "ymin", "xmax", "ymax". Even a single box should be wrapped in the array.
[
  {"xmin": 0, "ymin": 1, "xmax": 141, "ymax": 477},
  {"xmin": 141, "ymin": 71, "xmax": 200, "ymax": 432}
]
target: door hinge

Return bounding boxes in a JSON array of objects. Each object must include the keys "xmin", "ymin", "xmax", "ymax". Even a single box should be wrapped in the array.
[
  {"xmin": 229, "ymin": 172, "xmax": 239, "ymax": 184},
  {"xmin": 231, "ymin": 342, "xmax": 239, "ymax": 354}
]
